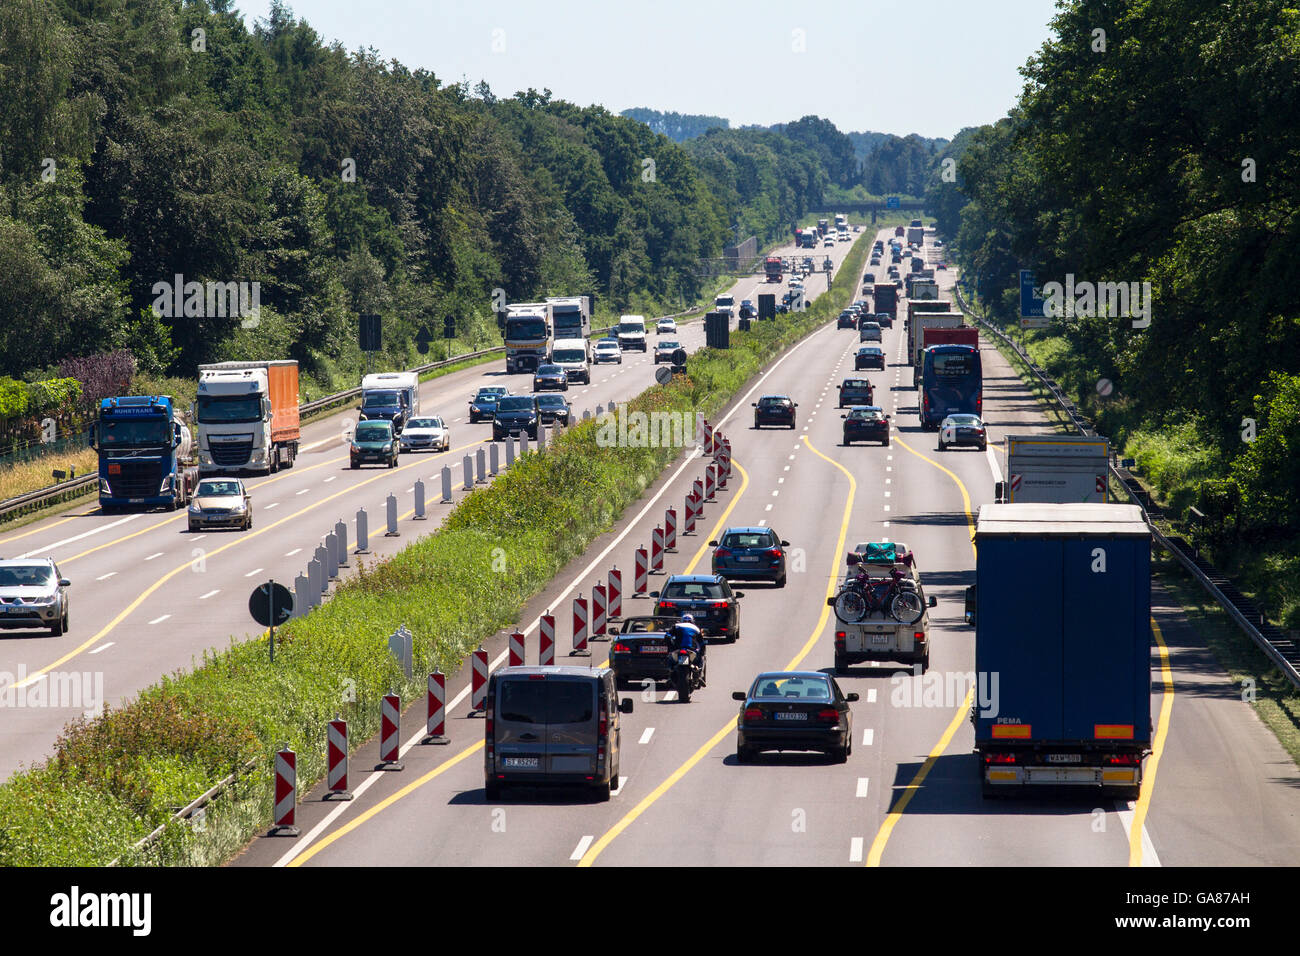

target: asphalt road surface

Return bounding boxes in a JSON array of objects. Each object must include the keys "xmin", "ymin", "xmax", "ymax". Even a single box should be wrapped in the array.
[
  {"xmin": 0, "ymin": 232, "xmax": 858, "ymax": 781},
  {"xmin": 228, "ymin": 225, "xmax": 1300, "ymax": 867}
]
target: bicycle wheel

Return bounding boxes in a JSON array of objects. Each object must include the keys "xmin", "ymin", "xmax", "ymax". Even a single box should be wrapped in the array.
[
  {"xmin": 834, "ymin": 588, "xmax": 868, "ymax": 623},
  {"xmin": 889, "ymin": 590, "xmax": 924, "ymax": 625}
]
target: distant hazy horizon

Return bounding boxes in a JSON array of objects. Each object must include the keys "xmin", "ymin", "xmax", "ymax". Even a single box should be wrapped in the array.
[{"xmin": 240, "ymin": 0, "xmax": 1061, "ymax": 140}]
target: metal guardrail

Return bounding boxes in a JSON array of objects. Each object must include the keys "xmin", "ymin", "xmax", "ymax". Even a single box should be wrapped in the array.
[
  {"xmin": 953, "ymin": 283, "xmax": 1300, "ymax": 688},
  {"xmin": 0, "ymin": 307, "xmax": 706, "ymax": 526}
]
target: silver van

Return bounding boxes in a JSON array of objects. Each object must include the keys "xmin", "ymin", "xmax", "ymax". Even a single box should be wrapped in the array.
[{"xmin": 485, "ymin": 666, "xmax": 633, "ymax": 801}]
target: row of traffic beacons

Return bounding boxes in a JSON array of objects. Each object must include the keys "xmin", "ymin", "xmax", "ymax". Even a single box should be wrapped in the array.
[{"xmin": 268, "ymin": 414, "xmax": 732, "ymax": 837}]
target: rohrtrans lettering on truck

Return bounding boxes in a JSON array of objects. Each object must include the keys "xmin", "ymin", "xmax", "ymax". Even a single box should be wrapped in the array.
[
  {"xmin": 998, "ymin": 435, "xmax": 1110, "ymax": 504},
  {"xmin": 195, "ymin": 360, "xmax": 300, "ymax": 475},
  {"xmin": 967, "ymin": 503, "xmax": 1151, "ymax": 798},
  {"xmin": 504, "ymin": 302, "xmax": 553, "ymax": 373},
  {"xmin": 91, "ymin": 395, "xmax": 199, "ymax": 512}
]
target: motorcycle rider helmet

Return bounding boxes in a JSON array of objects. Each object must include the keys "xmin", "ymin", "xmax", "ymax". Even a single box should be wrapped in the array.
[{"xmin": 680, "ymin": 613, "xmax": 694, "ymax": 623}]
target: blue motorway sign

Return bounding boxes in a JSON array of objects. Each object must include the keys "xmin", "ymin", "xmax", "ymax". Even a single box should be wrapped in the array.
[
  {"xmin": 1019, "ymin": 269, "xmax": 1046, "ymax": 321},
  {"xmin": 885, "ymin": 196, "xmax": 900, "ymax": 209}
]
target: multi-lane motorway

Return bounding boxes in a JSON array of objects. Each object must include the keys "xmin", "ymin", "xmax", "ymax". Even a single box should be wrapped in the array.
[
  {"xmin": 0, "ymin": 234, "xmax": 852, "ymax": 782},
  {"xmin": 217, "ymin": 226, "xmax": 1300, "ymax": 868}
]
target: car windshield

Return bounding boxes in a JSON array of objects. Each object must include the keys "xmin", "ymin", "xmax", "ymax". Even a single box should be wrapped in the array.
[
  {"xmin": 362, "ymin": 391, "xmax": 399, "ymax": 408},
  {"xmin": 536, "ymin": 365, "xmax": 562, "ymax": 375},
  {"xmin": 722, "ymin": 532, "xmax": 773, "ymax": 549},
  {"xmin": 848, "ymin": 408, "xmax": 885, "ymax": 421},
  {"xmin": 497, "ymin": 397, "xmax": 534, "ymax": 412},
  {"xmin": 618, "ymin": 322, "xmax": 644, "ymax": 334},
  {"xmin": 407, "ymin": 418, "xmax": 442, "ymax": 429},
  {"xmin": 596, "ymin": 341, "xmax": 618, "ymax": 349},
  {"xmin": 552, "ymin": 350, "xmax": 585, "ymax": 363},
  {"xmin": 474, "ymin": 389, "xmax": 505, "ymax": 401},
  {"xmin": 750, "ymin": 675, "xmax": 831, "ymax": 700},
  {"xmin": 536, "ymin": 395, "xmax": 567, "ymax": 407},
  {"xmin": 662, "ymin": 581, "xmax": 725, "ymax": 599},
  {"xmin": 497, "ymin": 680, "xmax": 593, "ymax": 724},
  {"xmin": 196, "ymin": 480, "xmax": 241, "ymax": 496},
  {"xmin": 0, "ymin": 565, "xmax": 56, "ymax": 587},
  {"xmin": 355, "ymin": 423, "xmax": 391, "ymax": 441},
  {"xmin": 759, "ymin": 397, "xmax": 790, "ymax": 407},
  {"xmin": 843, "ymin": 380, "xmax": 870, "ymax": 389},
  {"xmin": 859, "ymin": 347, "xmax": 882, "ymax": 354},
  {"xmin": 658, "ymin": 341, "xmax": 680, "ymax": 350},
  {"xmin": 948, "ymin": 415, "xmax": 981, "ymax": 425}
]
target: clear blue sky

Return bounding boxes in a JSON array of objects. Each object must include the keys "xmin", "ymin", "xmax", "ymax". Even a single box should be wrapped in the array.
[{"xmin": 240, "ymin": 0, "xmax": 1062, "ymax": 139}]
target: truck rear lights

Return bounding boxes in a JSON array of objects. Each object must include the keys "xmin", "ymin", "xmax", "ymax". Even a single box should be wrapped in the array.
[
  {"xmin": 1106, "ymin": 753, "xmax": 1140, "ymax": 765},
  {"xmin": 984, "ymin": 752, "xmax": 1017, "ymax": 764},
  {"xmin": 914, "ymin": 632, "xmax": 925, "ymax": 643},
  {"xmin": 834, "ymin": 631, "xmax": 846, "ymax": 648}
]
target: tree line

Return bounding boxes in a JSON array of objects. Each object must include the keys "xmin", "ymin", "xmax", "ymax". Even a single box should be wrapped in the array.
[{"xmin": 929, "ymin": 0, "xmax": 1300, "ymax": 537}]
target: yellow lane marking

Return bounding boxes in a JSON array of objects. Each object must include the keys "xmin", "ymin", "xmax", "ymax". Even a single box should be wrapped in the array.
[
  {"xmin": 52, "ymin": 451, "xmax": 348, "ymax": 566},
  {"xmin": 862, "ymin": 430, "xmax": 979, "ymax": 865},
  {"xmin": 866, "ymin": 687, "xmax": 973, "ymax": 866},
  {"xmin": 577, "ymin": 438, "xmax": 856, "ymax": 866},
  {"xmin": 13, "ymin": 439, "xmax": 484, "ymax": 688},
  {"xmin": 288, "ymin": 742, "xmax": 484, "ymax": 867},
  {"xmin": 274, "ymin": 456, "xmax": 753, "ymax": 860},
  {"xmin": 0, "ymin": 511, "xmax": 86, "ymax": 546},
  {"xmin": 1130, "ymin": 616, "xmax": 1172, "ymax": 866}
]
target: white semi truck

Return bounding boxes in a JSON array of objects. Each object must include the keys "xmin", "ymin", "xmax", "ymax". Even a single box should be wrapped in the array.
[
  {"xmin": 504, "ymin": 303, "xmax": 553, "ymax": 374},
  {"xmin": 195, "ymin": 360, "xmax": 300, "ymax": 474}
]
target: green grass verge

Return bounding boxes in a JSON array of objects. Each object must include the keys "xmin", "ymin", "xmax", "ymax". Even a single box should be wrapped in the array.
[{"xmin": 0, "ymin": 235, "xmax": 873, "ymax": 866}]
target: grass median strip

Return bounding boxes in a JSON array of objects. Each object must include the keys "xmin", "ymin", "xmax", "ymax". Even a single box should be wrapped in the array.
[{"xmin": 0, "ymin": 236, "xmax": 871, "ymax": 867}]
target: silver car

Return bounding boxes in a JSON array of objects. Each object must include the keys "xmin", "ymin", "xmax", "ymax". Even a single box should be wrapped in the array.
[
  {"xmin": 399, "ymin": 416, "xmax": 450, "ymax": 452},
  {"xmin": 0, "ymin": 559, "xmax": 71, "ymax": 636},
  {"xmin": 188, "ymin": 477, "xmax": 252, "ymax": 532}
]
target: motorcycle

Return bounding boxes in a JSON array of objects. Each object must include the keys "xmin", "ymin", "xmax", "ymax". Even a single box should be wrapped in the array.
[{"xmin": 669, "ymin": 646, "xmax": 705, "ymax": 702}]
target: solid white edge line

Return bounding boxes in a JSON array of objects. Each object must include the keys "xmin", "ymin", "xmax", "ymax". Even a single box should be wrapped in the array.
[{"xmin": 272, "ymin": 264, "xmax": 837, "ymax": 867}]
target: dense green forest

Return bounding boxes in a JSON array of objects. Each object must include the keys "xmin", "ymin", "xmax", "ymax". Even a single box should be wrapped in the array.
[
  {"xmin": 0, "ymin": 0, "xmax": 868, "ymax": 405},
  {"xmin": 931, "ymin": 0, "xmax": 1300, "ymax": 618}
]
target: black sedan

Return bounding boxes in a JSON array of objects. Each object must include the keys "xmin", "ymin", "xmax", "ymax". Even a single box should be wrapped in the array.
[
  {"xmin": 610, "ymin": 615, "xmax": 682, "ymax": 687},
  {"xmin": 855, "ymin": 345, "xmax": 885, "ymax": 371},
  {"xmin": 938, "ymin": 413, "xmax": 987, "ymax": 451},
  {"xmin": 535, "ymin": 393, "xmax": 572, "ymax": 426},
  {"xmin": 752, "ymin": 395, "xmax": 797, "ymax": 428},
  {"xmin": 492, "ymin": 395, "xmax": 540, "ymax": 440},
  {"xmin": 837, "ymin": 310, "xmax": 857, "ymax": 329},
  {"xmin": 532, "ymin": 364, "xmax": 569, "ymax": 392},
  {"xmin": 875, "ymin": 311, "xmax": 893, "ymax": 329},
  {"xmin": 734, "ymin": 672, "xmax": 858, "ymax": 763},
  {"xmin": 469, "ymin": 386, "xmax": 509, "ymax": 423},
  {"xmin": 843, "ymin": 406, "xmax": 890, "ymax": 446},
  {"xmin": 651, "ymin": 574, "xmax": 744, "ymax": 641}
]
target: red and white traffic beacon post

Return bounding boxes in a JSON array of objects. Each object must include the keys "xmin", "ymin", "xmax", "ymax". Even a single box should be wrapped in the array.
[
  {"xmin": 270, "ymin": 746, "xmax": 300, "ymax": 836},
  {"xmin": 423, "ymin": 671, "xmax": 449, "ymax": 745}
]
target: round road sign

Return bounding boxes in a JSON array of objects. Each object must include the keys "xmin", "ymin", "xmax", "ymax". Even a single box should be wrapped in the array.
[{"xmin": 250, "ymin": 581, "xmax": 294, "ymax": 628}]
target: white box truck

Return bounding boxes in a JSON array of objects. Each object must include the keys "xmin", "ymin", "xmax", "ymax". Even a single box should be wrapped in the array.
[
  {"xmin": 550, "ymin": 338, "xmax": 591, "ymax": 384},
  {"xmin": 998, "ymin": 435, "xmax": 1110, "ymax": 503},
  {"xmin": 360, "ymin": 371, "xmax": 420, "ymax": 433}
]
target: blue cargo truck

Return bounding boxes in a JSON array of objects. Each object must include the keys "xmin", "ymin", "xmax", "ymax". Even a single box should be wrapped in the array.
[
  {"xmin": 91, "ymin": 396, "xmax": 198, "ymax": 512},
  {"xmin": 970, "ymin": 503, "xmax": 1151, "ymax": 799}
]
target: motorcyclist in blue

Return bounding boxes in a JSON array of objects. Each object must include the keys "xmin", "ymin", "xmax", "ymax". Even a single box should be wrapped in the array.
[{"xmin": 667, "ymin": 613, "xmax": 706, "ymax": 686}]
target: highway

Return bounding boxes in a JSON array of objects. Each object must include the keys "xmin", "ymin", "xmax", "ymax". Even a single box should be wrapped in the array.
[
  {"xmin": 226, "ymin": 224, "xmax": 1300, "ymax": 868},
  {"xmin": 0, "ymin": 234, "xmax": 854, "ymax": 781}
]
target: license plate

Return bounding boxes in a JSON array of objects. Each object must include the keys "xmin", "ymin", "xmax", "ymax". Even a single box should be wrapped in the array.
[
  {"xmin": 129, "ymin": 498, "xmax": 145, "ymax": 504},
  {"xmin": 1046, "ymin": 754, "xmax": 1082, "ymax": 764},
  {"xmin": 502, "ymin": 756, "xmax": 539, "ymax": 769},
  {"xmin": 775, "ymin": 712, "xmax": 808, "ymax": 721},
  {"xmin": 640, "ymin": 645, "xmax": 665, "ymax": 654},
  {"xmin": 736, "ymin": 556, "xmax": 759, "ymax": 563},
  {"xmin": 872, "ymin": 634, "xmax": 890, "ymax": 644}
]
